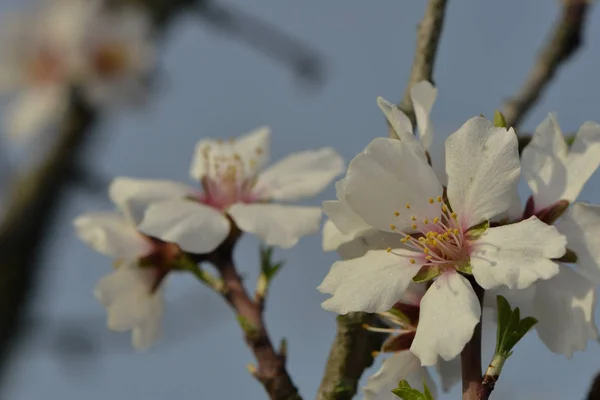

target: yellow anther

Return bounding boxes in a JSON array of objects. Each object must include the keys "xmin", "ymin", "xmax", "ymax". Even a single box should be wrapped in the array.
[
  {"xmin": 428, "ymin": 197, "xmax": 434, "ymax": 204},
  {"xmin": 418, "ymin": 237, "xmax": 425, "ymax": 243},
  {"xmin": 409, "ymin": 259, "xmax": 416, "ymax": 264},
  {"xmin": 394, "ymin": 211, "xmax": 400, "ymax": 217},
  {"xmin": 390, "ymin": 224, "xmax": 397, "ymax": 230},
  {"xmin": 423, "ymin": 247, "xmax": 430, "ymax": 254},
  {"xmin": 436, "ymin": 196, "xmax": 442, "ymax": 202},
  {"xmin": 386, "ymin": 247, "xmax": 392, "ymax": 253},
  {"xmin": 405, "ymin": 203, "xmax": 411, "ymax": 209},
  {"xmin": 423, "ymin": 219, "xmax": 429, "ymax": 224},
  {"xmin": 411, "ymin": 216, "xmax": 417, "ymax": 221},
  {"xmin": 442, "ymin": 205, "xmax": 448, "ymax": 213},
  {"xmin": 451, "ymin": 212, "xmax": 457, "ymax": 219},
  {"xmin": 453, "ymin": 228, "xmax": 460, "ymax": 235},
  {"xmin": 411, "ymin": 224, "xmax": 418, "ymax": 230},
  {"xmin": 425, "ymin": 255, "xmax": 432, "ymax": 260},
  {"xmin": 401, "ymin": 238, "xmax": 409, "ymax": 243},
  {"xmin": 433, "ymin": 217, "xmax": 440, "ymax": 224}
]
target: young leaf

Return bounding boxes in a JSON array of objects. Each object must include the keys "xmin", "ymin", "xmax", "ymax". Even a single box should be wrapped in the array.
[{"xmin": 493, "ymin": 110, "xmax": 507, "ymax": 128}]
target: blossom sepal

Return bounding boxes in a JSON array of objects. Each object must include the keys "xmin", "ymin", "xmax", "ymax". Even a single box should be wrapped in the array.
[
  {"xmin": 465, "ymin": 219, "xmax": 490, "ymax": 241},
  {"xmin": 412, "ymin": 266, "xmax": 443, "ymax": 283}
]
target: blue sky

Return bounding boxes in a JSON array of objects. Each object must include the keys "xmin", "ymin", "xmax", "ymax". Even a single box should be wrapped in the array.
[{"xmin": 1, "ymin": 1, "xmax": 600, "ymax": 399}]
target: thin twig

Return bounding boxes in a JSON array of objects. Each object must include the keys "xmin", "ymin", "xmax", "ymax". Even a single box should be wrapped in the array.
[
  {"xmin": 206, "ymin": 238, "xmax": 301, "ymax": 400},
  {"xmin": 503, "ymin": 0, "xmax": 591, "ymax": 129},
  {"xmin": 397, "ymin": 0, "xmax": 448, "ymax": 127},
  {"xmin": 461, "ymin": 279, "xmax": 485, "ymax": 400}
]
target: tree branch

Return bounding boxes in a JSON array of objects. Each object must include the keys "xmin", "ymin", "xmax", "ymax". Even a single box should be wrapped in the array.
[
  {"xmin": 316, "ymin": 313, "xmax": 385, "ymax": 400},
  {"xmin": 206, "ymin": 238, "xmax": 301, "ymax": 400},
  {"xmin": 397, "ymin": 0, "xmax": 448, "ymax": 127},
  {"xmin": 502, "ymin": 0, "xmax": 591, "ymax": 129},
  {"xmin": 461, "ymin": 279, "xmax": 485, "ymax": 400}
]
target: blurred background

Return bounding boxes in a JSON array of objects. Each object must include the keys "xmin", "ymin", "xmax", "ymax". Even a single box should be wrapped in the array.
[{"xmin": 0, "ymin": 0, "xmax": 599, "ymax": 399}]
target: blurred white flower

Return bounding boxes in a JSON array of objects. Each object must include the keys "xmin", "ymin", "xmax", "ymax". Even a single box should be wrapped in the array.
[
  {"xmin": 319, "ymin": 116, "xmax": 566, "ymax": 366},
  {"xmin": 110, "ymin": 127, "xmax": 345, "ymax": 254},
  {"xmin": 73, "ymin": 198, "xmax": 183, "ymax": 351},
  {"xmin": 322, "ymin": 82, "xmax": 437, "ymax": 260},
  {"xmin": 0, "ymin": 0, "xmax": 154, "ymax": 141}
]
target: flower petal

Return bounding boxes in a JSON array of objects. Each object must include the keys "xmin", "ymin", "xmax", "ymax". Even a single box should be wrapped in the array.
[
  {"xmin": 471, "ymin": 217, "xmax": 565, "ymax": 290},
  {"xmin": 255, "ymin": 147, "xmax": 345, "ymax": 201},
  {"xmin": 95, "ymin": 266, "xmax": 163, "ymax": 332},
  {"xmin": 109, "ymin": 177, "xmax": 196, "ymax": 225},
  {"xmin": 138, "ymin": 199, "xmax": 229, "ymax": 254},
  {"xmin": 533, "ymin": 265, "xmax": 598, "ymax": 358},
  {"xmin": 4, "ymin": 86, "xmax": 67, "ymax": 142},
  {"xmin": 323, "ymin": 178, "xmax": 374, "ymax": 237},
  {"xmin": 344, "ymin": 138, "xmax": 442, "ymax": 233},
  {"xmin": 73, "ymin": 211, "xmax": 151, "ymax": 258},
  {"xmin": 411, "ymin": 271, "xmax": 480, "ymax": 366},
  {"xmin": 363, "ymin": 352, "xmax": 437, "ymax": 400},
  {"xmin": 131, "ymin": 313, "xmax": 162, "ymax": 351},
  {"xmin": 556, "ymin": 202, "xmax": 600, "ymax": 283},
  {"xmin": 563, "ymin": 121, "xmax": 600, "ymax": 203},
  {"xmin": 521, "ymin": 113, "xmax": 568, "ymax": 211},
  {"xmin": 377, "ymin": 97, "xmax": 427, "ymax": 161},
  {"xmin": 445, "ymin": 117, "xmax": 520, "ymax": 227},
  {"xmin": 319, "ymin": 249, "xmax": 422, "ymax": 313},
  {"xmin": 323, "ymin": 220, "xmax": 403, "ymax": 260},
  {"xmin": 228, "ymin": 203, "xmax": 321, "ymax": 248},
  {"xmin": 436, "ymin": 356, "xmax": 461, "ymax": 393},
  {"xmin": 189, "ymin": 126, "xmax": 271, "ymax": 181},
  {"xmin": 411, "ymin": 81, "xmax": 437, "ymax": 151}
]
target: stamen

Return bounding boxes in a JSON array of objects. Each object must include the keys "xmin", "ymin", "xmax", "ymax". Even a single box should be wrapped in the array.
[
  {"xmin": 428, "ymin": 197, "xmax": 434, "ymax": 204},
  {"xmin": 405, "ymin": 203, "xmax": 411, "ymax": 209},
  {"xmin": 390, "ymin": 224, "xmax": 397, "ymax": 230},
  {"xmin": 394, "ymin": 211, "xmax": 400, "ymax": 217}
]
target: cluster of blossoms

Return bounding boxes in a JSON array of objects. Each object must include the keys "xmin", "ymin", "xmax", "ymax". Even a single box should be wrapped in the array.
[
  {"xmin": 0, "ymin": 0, "xmax": 155, "ymax": 141},
  {"xmin": 74, "ymin": 127, "xmax": 344, "ymax": 350},
  {"xmin": 321, "ymin": 81, "xmax": 600, "ymax": 398}
]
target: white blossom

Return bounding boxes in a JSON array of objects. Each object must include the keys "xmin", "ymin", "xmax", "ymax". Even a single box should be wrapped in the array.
[
  {"xmin": 319, "ymin": 116, "xmax": 566, "ymax": 365},
  {"xmin": 0, "ymin": 0, "xmax": 154, "ymax": 141},
  {"xmin": 73, "ymin": 200, "xmax": 178, "ymax": 351},
  {"xmin": 110, "ymin": 127, "xmax": 344, "ymax": 254},
  {"xmin": 323, "ymin": 82, "xmax": 437, "ymax": 260}
]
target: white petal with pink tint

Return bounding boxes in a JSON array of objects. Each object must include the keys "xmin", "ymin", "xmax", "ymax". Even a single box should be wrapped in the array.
[
  {"xmin": 73, "ymin": 211, "xmax": 151, "ymax": 258},
  {"xmin": 377, "ymin": 97, "xmax": 425, "ymax": 160},
  {"xmin": 533, "ymin": 265, "xmax": 598, "ymax": 358},
  {"xmin": 363, "ymin": 351, "xmax": 437, "ymax": 400},
  {"xmin": 445, "ymin": 117, "xmax": 520, "ymax": 227},
  {"xmin": 319, "ymin": 249, "xmax": 422, "ymax": 314},
  {"xmin": 563, "ymin": 121, "xmax": 600, "ymax": 203},
  {"xmin": 471, "ymin": 217, "xmax": 565, "ymax": 290},
  {"xmin": 109, "ymin": 177, "xmax": 197, "ymax": 225},
  {"xmin": 255, "ymin": 147, "xmax": 344, "ymax": 201},
  {"xmin": 344, "ymin": 137, "xmax": 442, "ymax": 232},
  {"xmin": 411, "ymin": 272, "xmax": 480, "ymax": 366},
  {"xmin": 138, "ymin": 199, "xmax": 230, "ymax": 254},
  {"xmin": 229, "ymin": 203, "xmax": 321, "ymax": 248}
]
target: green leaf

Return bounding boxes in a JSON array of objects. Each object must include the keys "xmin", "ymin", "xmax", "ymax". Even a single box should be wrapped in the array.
[
  {"xmin": 493, "ymin": 110, "xmax": 507, "ymax": 128},
  {"xmin": 422, "ymin": 378, "xmax": 434, "ymax": 400},
  {"xmin": 495, "ymin": 295, "xmax": 538, "ymax": 356},
  {"xmin": 260, "ymin": 245, "xmax": 284, "ymax": 279},
  {"xmin": 412, "ymin": 265, "xmax": 443, "ymax": 283},
  {"xmin": 465, "ymin": 220, "xmax": 490, "ymax": 241},
  {"xmin": 391, "ymin": 380, "xmax": 433, "ymax": 400}
]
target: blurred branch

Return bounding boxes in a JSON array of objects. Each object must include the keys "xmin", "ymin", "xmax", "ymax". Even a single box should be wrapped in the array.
[
  {"xmin": 503, "ymin": 0, "xmax": 592, "ymax": 129},
  {"xmin": 397, "ymin": 0, "xmax": 448, "ymax": 127},
  {"xmin": 587, "ymin": 371, "xmax": 600, "ymax": 400},
  {"xmin": 0, "ymin": 88, "xmax": 96, "ymax": 379},
  {"xmin": 316, "ymin": 313, "xmax": 385, "ymax": 400},
  {"xmin": 194, "ymin": 1, "xmax": 325, "ymax": 86}
]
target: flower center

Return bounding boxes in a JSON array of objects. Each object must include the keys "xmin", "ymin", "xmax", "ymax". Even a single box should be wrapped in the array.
[
  {"xmin": 27, "ymin": 47, "xmax": 63, "ymax": 85},
  {"xmin": 388, "ymin": 196, "xmax": 470, "ymax": 270},
  {"xmin": 92, "ymin": 42, "xmax": 129, "ymax": 79},
  {"xmin": 197, "ymin": 143, "xmax": 261, "ymax": 210}
]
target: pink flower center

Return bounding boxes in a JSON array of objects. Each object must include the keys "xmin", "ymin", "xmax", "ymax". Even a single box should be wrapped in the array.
[
  {"xmin": 91, "ymin": 41, "xmax": 129, "ymax": 79},
  {"xmin": 27, "ymin": 46, "xmax": 64, "ymax": 85},
  {"xmin": 388, "ymin": 196, "xmax": 471, "ymax": 271},
  {"xmin": 196, "ymin": 145, "xmax": 261, "ymax": 211}
]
